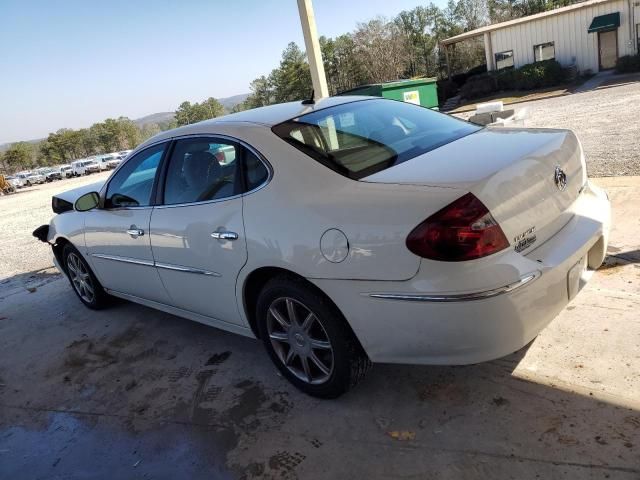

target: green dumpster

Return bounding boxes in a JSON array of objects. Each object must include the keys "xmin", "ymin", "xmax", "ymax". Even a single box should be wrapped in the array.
[{"xmin": 337, "ymin": 78, "xmax": 439, "ymax": 109}]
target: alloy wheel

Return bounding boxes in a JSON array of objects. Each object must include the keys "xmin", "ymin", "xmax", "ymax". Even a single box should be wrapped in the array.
[
  {"xmin": 266, "ymin": 297, "xmax": 334, "ymax": 385},
  {"xmin": 67, "ymin": 252, "xmax": 95, "ymax": 303}
]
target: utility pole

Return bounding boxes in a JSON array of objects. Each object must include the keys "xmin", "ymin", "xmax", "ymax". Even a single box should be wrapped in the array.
[{"xmin": 297, "ymin": 0, "xmax": 329, "ymax": 100}]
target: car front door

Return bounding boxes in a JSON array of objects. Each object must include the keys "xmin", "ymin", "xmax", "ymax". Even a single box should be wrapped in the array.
[
  {"xmin": 149, "ymin": 136, "xmax": 268, "ymax": 326},
  {"xmin": 84, "ymin": 142, "xmax": 171, "ymax": 304}
]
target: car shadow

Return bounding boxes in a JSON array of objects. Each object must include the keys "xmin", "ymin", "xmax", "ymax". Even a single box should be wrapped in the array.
[
  {"xmin": 600, "ymin": 249, "xmax": 640, "ymax": 269},
  {"xmin": 0, "ymin": 266, "xmax": 62, "ymax": 300}
]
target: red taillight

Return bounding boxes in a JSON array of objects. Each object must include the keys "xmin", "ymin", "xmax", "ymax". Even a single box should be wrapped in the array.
[{"xmin": 406, "ymin": 193, "xmax": 509, "ymax": 261}]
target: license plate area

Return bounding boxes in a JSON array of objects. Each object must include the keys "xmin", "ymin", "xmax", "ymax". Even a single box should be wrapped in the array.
[{"xmin": 567, "ymin": 255, "xmax": 588, "ymax": 300}]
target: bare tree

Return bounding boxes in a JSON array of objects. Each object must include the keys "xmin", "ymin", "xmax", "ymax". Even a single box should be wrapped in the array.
[{"xmin": 352, "ymin": 17, "xmax": 409, "ymax": 84}]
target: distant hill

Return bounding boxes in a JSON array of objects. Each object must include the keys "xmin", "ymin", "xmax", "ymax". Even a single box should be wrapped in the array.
[
  {"xmin": 133, "ymin": 112, "xmax": 175, "ymax": 128},
  {"xmin": 0, "ymin": 137, "xmax": 43, "ymax": 153},
  {"xmin": 0, "ymin": 93, "xmax": 250, "ymax": 151},
  {"xmin": 218, "ymin": 93, "xmax": 249, "ymax": 111},
  {"xmin": 133, "ymin": 93, "xmax": 249, "ymax": 127}
]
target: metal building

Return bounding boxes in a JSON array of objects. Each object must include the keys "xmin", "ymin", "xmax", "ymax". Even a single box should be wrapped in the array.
[{"xmin": 442, "ymin": 0, "xmax": 639, "ymax": 73}]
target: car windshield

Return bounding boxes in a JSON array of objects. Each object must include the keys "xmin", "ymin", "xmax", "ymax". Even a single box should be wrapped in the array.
[{"xmin": 272, "ymin": 99, "xmax": 480, "ymax": 180}]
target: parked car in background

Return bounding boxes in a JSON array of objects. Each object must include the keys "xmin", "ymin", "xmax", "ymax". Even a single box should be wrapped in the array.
[
  {"xmin": 60, "ymin": 164, "xmax": 73, "ymax": 178},
  {"xmin": 84, "ymin": 160, "xmax": 100, "ymax": 174},
  {"xmin": 45, "ymin": 168, "xmax": 63, "ymax": 182},
  {"xmin": 4, "ymin": 175, "xmax": 21, "ymax": 189},
  {"xmin": 26, "ymin": 172, "xmax": 45, "ymax": 185},
  {"xmin": 34, "ymin": 97, "xmax": 611, "ymax": 398},
  {"xmin": 94, "ymin": 156, "xmax": 110, "ymax": 171},
  {"xmin": 117, "ymin": 150, "xmax": 132, "ymax": 158},
  {"xmin": 15, "ymin": 172, "xmax": 33, "ymax": 186},
  {"xmin": 106, "ymin": 156, "xmax": 123, "ymax": 169},
  {"xmin": 6, "ymin": 175, "xmax": 25, "ymax": 188},
  {"xmin": 96, "ymin": 153, "xmax": 121, "ymax": 170},
  {"xmin": 71, "ymin": 159, "xmax": 100, "ymax": 176},
  {"xmin": 70, "ymin": 160, "xmax": 85, "ymax": 177}
]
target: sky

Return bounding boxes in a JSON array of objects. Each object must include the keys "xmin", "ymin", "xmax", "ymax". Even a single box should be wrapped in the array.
[{"xmin": 0, "ymin": 0, "xmax": 447, "ymax": 144}]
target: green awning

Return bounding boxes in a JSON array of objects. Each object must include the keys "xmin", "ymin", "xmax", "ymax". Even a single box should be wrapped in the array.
[{"xmin": 588, "ymin": 12, "xmax": 620, "ymax": 33}]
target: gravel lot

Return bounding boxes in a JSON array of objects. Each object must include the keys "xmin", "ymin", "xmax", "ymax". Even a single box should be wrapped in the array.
[
  {"xmin": 455, "ymin": 78, "xmax": 640, "ymax": 177},
  {"xmin": 0, "ymin": 172, "xmax": 110, "ymax": 281}
]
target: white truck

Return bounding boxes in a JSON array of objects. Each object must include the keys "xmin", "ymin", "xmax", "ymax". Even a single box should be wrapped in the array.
[
  {"xmin": 26, "ymin": 172, "xmax": 46, "ymax": 185},
  {"xmin": 60, "ymin": 164, "xmax": 73, "ymax": 178},
  {"xmin": 71, "ymin": 159, "xmax": 100, "ymax": 176},
  {"xmin": 96, "ymin": 153, "xmax": 121, "ymax": 170}
]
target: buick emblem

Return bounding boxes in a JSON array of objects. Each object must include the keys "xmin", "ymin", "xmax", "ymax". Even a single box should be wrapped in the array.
[{"xmin": 554, "ymin": 166, "xmax": 567, "ymax": 191}]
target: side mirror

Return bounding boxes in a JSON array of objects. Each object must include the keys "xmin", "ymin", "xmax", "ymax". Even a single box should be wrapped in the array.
[{"xmin": 74, "ymin": 191, "xmax": 100, "ymax": 212}]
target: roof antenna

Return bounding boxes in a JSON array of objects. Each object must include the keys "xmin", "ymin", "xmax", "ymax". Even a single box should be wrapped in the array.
[{"xmin": 301, "ymin": 89, "xmax": 315, "ymax": 105}]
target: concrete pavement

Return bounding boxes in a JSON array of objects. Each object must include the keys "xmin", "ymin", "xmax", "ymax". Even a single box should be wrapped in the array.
[{"xmin": 0, "ymin": 177, "xmax": 638, "ymax": 479}]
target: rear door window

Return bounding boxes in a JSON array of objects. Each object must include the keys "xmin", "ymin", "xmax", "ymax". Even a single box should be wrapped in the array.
[
  {"xmin": 163, "ymin": 138, "xmax": 241, "ymax": 205},
  {"xmin": 272, "ymin": 99, "xmax": 480, "ymax": 179}
]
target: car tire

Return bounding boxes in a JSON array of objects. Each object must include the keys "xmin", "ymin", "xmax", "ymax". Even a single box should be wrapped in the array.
[
  {"xmin": 256, "ymin": 276, "xmax": 371, "ymax": 398},
  {"xmin": 63, "ymin": 244, "xmax": 111, "ymax": 309}
]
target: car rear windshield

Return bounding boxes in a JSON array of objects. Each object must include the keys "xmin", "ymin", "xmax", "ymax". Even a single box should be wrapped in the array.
[{"xmin": 271, "ymin": 99, "xmax": 480, "ymax": 180}]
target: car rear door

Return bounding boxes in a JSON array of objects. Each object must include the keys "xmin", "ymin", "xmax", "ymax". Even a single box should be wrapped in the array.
[
  {"xmin": 149, "ymin": 136, "xmax": 268, "ymax": 326},
  {"xmin": 84, "ymin": 142, "xmax": 171, "ymax": 304}
]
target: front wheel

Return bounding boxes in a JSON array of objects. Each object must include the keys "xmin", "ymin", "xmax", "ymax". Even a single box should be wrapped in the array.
[
  {"xmin": 63, "ymin": 244, "xmax": 111, "ymax": 309},
  {"xmin": 256, "ymin": 276, "xmax": 371, "ymax": 398}
]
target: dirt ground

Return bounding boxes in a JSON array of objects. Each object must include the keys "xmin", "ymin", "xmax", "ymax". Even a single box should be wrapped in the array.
[{"xmin": 454, "ymin": 76, "xmax": 640, "ymax": 177}]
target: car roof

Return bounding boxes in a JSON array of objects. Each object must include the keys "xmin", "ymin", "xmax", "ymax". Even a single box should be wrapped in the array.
[
  {"xmin": 212, "ymin": 95, "xmax": 372, "ymax": 126},
  {"xmin": 142, "ymin": 96, "xmax": 375, "ymax": 147}
]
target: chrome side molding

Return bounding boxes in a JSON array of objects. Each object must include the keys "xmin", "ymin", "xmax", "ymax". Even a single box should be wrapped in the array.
[
  {"xmin": 155, "ymin": 262, "xmax": 221, "ymax": 277},
  {"xmin": 91, "ymin": 254, "xmax": 220, "ymax": 277},
  {"xmin": 91, "ymin": 253, "xmax": 154, "ymax": 267},
  {"xmin": 367, "ymin": 271, "xmax": 541, "ymax": 302}
]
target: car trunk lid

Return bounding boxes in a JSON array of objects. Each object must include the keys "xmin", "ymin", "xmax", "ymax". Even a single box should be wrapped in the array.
[{"xmin": 363, "ymin": 127, "xmax": 587, "ymax": 254}]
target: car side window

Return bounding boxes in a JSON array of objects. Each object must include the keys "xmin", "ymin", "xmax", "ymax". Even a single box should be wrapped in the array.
[
  {"xmin": 163, "ymin": 138, "xmax": 241, "ymax": 205},
  {"xmin": 243, "ymin": 149, "xmax": 269, "ymax": 191},
  {"xmin": 105, "ymin": 143, "xmax": 165, "ymax": 208}
]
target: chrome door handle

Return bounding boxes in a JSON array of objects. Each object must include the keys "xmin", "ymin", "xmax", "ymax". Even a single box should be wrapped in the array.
[
  {"xmin": 127, "ymin": 228, "xmax": 144, "ymax": 238},
  {"xmin": 211, "ymin": 231, "xmax": 238, "ymax": 241}
]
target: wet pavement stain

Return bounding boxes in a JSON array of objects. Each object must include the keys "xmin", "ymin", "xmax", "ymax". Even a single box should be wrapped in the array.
[
  {"xmin": 228, "ymin": 380, "xmax": 268, "ymax": 426},
  {"xmin": 268, "ymin": 451, "xmax": 306, "ymax": 475},
  {"xmin": 63, "ymin": 340, "xmax": 117, "ymax": 370},
  {"xmin": 0, "ymin": 412, "xmax": 237, "ymax": 480},
  {"xmin": 190, "ymin": 370, "xmax": 216, "ymax": 424},
  {"xmin": 206, "ymin": 351, "xmax": 232, "ymax": 366}
]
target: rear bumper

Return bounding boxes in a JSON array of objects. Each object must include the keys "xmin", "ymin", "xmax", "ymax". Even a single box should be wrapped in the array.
[{"xmin": 311, "ymin": 181, "xmax": 610, "ymax": 365}]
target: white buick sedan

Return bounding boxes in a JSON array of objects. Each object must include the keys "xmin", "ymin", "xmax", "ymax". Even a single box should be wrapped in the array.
[{"xmin": 34, "ymin": 97, "xmax": 611, "ymax": 397}]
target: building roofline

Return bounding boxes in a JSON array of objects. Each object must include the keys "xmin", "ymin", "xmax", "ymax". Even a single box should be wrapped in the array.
[{"xmin": 441, "ymin": 0, "xmax": 615, "ymax": 45}]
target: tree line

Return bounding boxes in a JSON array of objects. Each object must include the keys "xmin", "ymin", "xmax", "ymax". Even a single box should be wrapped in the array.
[
  {"xmin": 235, "ymin": 0, "xmax": 582, "ymax": 110},
  {"xmin": 0, "ymin": 117, "xmax": 173, "ymax": 174},
  {"xmin": 0, "ymin": 97, "xmax": 230, "ymax": 173},
  {"xmin": 1, "ymin": 0, "xmax": 581, "ymax": 174}
]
